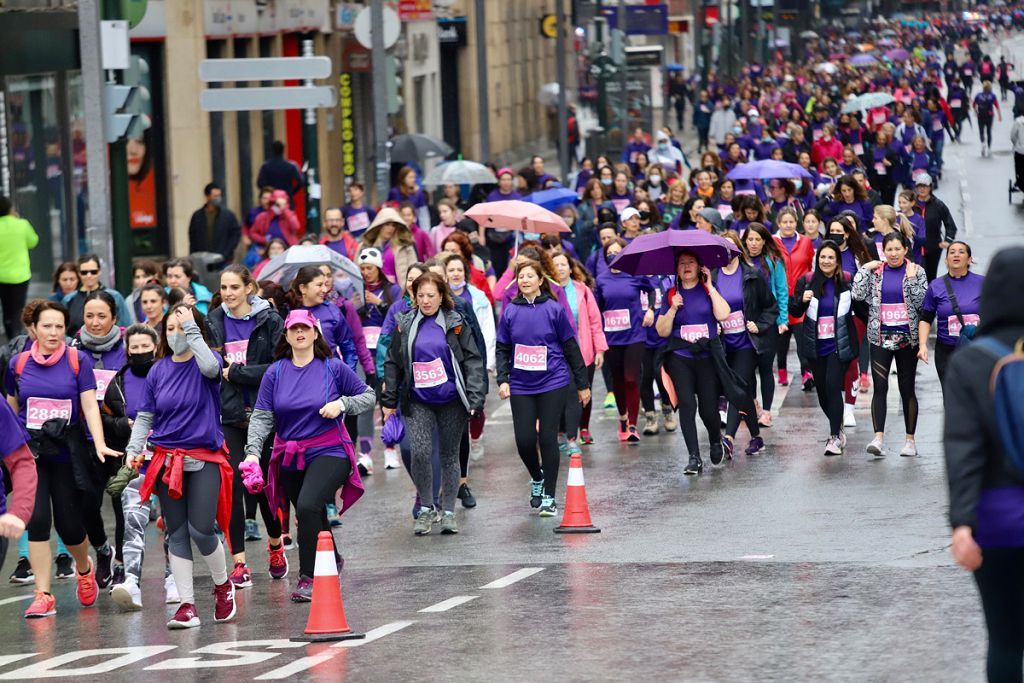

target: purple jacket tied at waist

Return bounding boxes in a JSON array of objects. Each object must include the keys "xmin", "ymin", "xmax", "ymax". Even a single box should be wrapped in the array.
[{"xmin": 267, "ymin": 425, "xmax": 364, "ymax": 516}]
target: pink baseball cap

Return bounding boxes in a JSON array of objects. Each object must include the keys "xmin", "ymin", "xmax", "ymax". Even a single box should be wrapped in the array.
[{"xmin": 284, "ymin": 309, "xmax": 319, "ymax": 330}]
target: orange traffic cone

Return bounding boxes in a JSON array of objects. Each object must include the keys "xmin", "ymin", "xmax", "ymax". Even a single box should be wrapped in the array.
[
  {"xmin": 554, "ymin": 452, "xmax": 601, "ymax": 534},
  {"xmin": 291, "ymin": 531, "xmax": 365, "ymax": 642}
]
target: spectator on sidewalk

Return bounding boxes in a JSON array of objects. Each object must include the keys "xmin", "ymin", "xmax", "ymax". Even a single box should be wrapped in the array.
[
  {"xmin": 188, "ymin": 183, "xmax": 241, "ymax": 266},
  {"xmin": 0, "ymin": 196, "xmax": 38, "ymax": 339},
  {"xmin": 256, "ymin": 140, "xmax": 304, "ymax": 200}
]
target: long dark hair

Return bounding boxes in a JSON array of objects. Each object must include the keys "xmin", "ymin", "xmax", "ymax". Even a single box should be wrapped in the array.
[
  {"xmin": 159, "ymin": 304, "xmax": 210, "ymax": 358},
  {"xmin": 51, "ymin": 262, "xmax": 80, "ymax": 294},
  {"xmin": 285, "ymin": 265, "xmax": 325, "ymax": 311},
  {"xmin": 742, "ymin": 222, "xmax": 783, "ymax": 278},
  {"xmin": 829, "ymin": 215, "xmax": 871, "ymax": 266},
  {"xmin": 809, "ymin": 241, "xmax": 848, "ymax": 299},
  {"xmin": 273, "ymin": 322, "xmax": 332, "ymax": 361}
]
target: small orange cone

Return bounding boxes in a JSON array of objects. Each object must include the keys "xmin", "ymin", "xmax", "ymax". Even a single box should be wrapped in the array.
[
  {"xmin": 291, "ymin": 531, "xmax": 365, "ymax": 642},
  {"xmin": 554, "ymin": 452, "xmax": 601, "ymax": 534}
]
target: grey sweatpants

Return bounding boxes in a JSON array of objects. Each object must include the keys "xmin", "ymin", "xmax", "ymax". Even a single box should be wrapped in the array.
[
  {"xmin": 120, "ymin": 475, "xmax": 170, "ymax": 582},
  {"xmin": 406, "ymin": 400, "xmax": 468, "ymax": 513}
]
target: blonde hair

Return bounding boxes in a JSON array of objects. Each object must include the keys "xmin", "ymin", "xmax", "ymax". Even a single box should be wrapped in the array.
[{"xmin": 873, "ymin": 205, "xmax": 915, "ymax": 242}]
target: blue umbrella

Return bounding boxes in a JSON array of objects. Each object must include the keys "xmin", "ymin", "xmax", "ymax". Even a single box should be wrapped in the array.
[
  {"xmin": 524, "ymin": 187, "xmax": 578, "ymax": 212},
  {"xmin": 666, "ymin": 63, "xmax": 684, "ymax": 72},
  {"xmin": 726, "ymin": 160, "xmax": 813, "ymax": 181}
]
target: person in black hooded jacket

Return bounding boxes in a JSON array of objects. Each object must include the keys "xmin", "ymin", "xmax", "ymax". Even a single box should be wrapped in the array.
[{"xmin": 944, "ymin": 245, "xmax": 1024, "ymax": 683}]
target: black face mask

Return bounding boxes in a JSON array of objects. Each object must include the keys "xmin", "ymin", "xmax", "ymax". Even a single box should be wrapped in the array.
[
  {"xmin": 639, "ymin": 211, "xmax": 651, "ymax": 221},
  {"xmin": 128, "ymin": 351, "xmax": 156, "ymax": 377}
]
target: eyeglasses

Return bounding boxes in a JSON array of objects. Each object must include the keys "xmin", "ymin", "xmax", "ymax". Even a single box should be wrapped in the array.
[{"xmin": 79, "ymin": 269, "xmax": 100, "ymax": 276}]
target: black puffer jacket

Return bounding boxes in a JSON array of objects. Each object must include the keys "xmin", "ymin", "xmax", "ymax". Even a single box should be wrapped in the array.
[
  {"xmin": 944, "ymin": 246, "xmax": 1024, "ymax": 531},
  {"xmin": 206, "ymin": 300, "xmax": 284, "ymax": 425},
  {"xmin": 712, "ymin": 262, "xmax": 779, "ymax": 357},
  {"xmin": 790, "ymin": 271, "xmax": 866, "ymax": 364}
]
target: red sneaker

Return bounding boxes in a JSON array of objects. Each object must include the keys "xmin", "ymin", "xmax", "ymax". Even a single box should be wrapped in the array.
[
  {"xmin": 626, "ymin": 425, "xmax": 640, "ymax": 443},
  {"xmin": 213, "ymin": 580, "xmax": 236, "ymax": 622},
  {"xmin": 859, "ymin": 372, "xmax": 870, "ymax": 393},
  {"xmin": 617, "ymin": 421, "xmax": 629, "ymax": 442},
  {"xmin": 24, "ymin": 591, "xmax": 56, "ymax": 619},
  {"xmin": 268, "ymin": 543, "xmax": 289, "ymax": 580},
  {"xmin": 778, "ymin": 369, "xmax": 789, "ymax": 386},
  {"xmin": 76, "ymin": 558, "xmax": 98, "ymax": 607},
  {"xmin": 167, "ymin": 602, "xmax": 200, "ymax": 629},
  {"xmin": 579, "ymin": 429, "xmax": 594, "ymax": 445},
  {"xmin": 229, "ymin": 562, "xmax": 253, "ymax": 588}
]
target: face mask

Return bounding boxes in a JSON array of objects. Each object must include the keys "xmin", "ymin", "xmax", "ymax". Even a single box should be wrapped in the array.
[
  {"xmin": 732, "ymin": 126, "xmax": 743, "ymax": 134},
  {"xmin": 639, "ymin": 211, "xmax": 651, "ymax": 221},
  {"xmin": 601, "ymin": 178, "xmax": 612, "ymax": 186},
  {"xmin": 128, "ymin": 351, "xmax": 156, "ymax": 377},
  {"xmin": 649, "ymin": 174, "xmax": 661, "ymax": 185},
  {"xmin": 657, "ymin": 142, "xmax": 669, "ymax": 151},
  {"xmin": 210, "ymin": 196, "xmax": 223, "ymax": 207},
  {"xmin": 794, "ymin": 179, "xmax": 803, "ymax": 190},
  {"xmin": 167, "ymin": 333, "xmax": 189, "ymax": 356}
]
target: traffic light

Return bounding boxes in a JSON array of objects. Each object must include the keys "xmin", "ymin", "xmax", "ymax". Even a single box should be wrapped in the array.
[
  {"xmin": 104, "ymin": 55, "xmax": 151, "ymax": 143},
  {"xmin": 385, "ymin": 54, "xmax": 403, "ymax": 115}
]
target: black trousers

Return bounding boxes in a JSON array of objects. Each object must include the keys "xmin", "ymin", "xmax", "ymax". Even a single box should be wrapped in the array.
[
  {"xmin": 935, "ymin": 341, "xmax": 957, "ymax": 395},
  {"xmin": 27, "ymin": 458, "xmax": 87, "ymax": 545},
  {"xmin": 280, "ymin": 455, "xmax": 350, "ymax": 579},
  {"xmin": 664, "ymin": 354, "xmax": 721, "ymax": 458},
  {"xmin": 578, "ymin": 364, "xmax": 598, "ymax": 431},
  {"xmin": 756, "ymin": 348, "xmax": 776, "ymax": 410},
  {"xmin": 0, "ymin": 280, "xmax": 29, "ymax": 340},
  {"xmin": 974, "ymin": 546, "xmax": 1024, "ymax": 683},
  {"xmin": 870, "ymin": 344, "xmax": 919, "ymax": 434},
  {"xmin": 1015, "ymin": 152, "xmax": 1024, "ymax": 193},
  {"xmin": 511, "ymin": 387, "xmax": 567, "ymax": 498},
  {"xmin": 980, "ymin": 115, "xmax": 994, "ymax": 146},
  {"xmin": 924, "ymin": 248, "xmax": 943, "ymax": 282},
  {"xmin": 809, "ymin": 354, "xmax": 845, "ymax": 436},
  {"xmin": 640, "ymin": 346, "xmax": 669, "ymax": 413},
  {"xmin": 724, "ymin": 347, "xmax": 761, "ymax": 440},
  {"xmin": 224, "ymin": 423, "xmax": 282, "ymax": 554}
]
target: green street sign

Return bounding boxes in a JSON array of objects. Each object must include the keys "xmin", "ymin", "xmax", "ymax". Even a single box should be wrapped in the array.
[{"xmin": 123, "ymin": 0, "xmax": 148, "ymax": 29}]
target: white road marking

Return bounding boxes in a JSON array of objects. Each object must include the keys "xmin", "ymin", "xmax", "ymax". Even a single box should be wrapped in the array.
[
  {"xmin": 0, "ymin": 646, "xmax": 177, "ymax": 679},
  {"xmin": 0, "ymin": 595, "xmax": 33, "ymax": 606},
  {"xmin": 739, "ymin": 554, "xmax": 775, "ymax": 560},
  {"xmin": 418, "ymin": 595, "xmax": 478, "ymax": 613},
  {"xmin": 144, "ymin": 640, "xmax": 305, "ymax": 671},
  {"xmin": 0, "ymin": 656, "xmax": 36, "ymax": 670},
  {"xmin": 253, "ymin": 654, "xmax": 336, "ymax": 681},
  {"xmin": 332, "ymin": 620, "xmax": 416, "ymax": 648},
  {"xmin": 480, "ymin": 567, "xmax": 545, "ymax": 589}
]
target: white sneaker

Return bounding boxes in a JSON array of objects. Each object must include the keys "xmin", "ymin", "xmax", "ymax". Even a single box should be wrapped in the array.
[
  {"xmin": 843, "ymin": 404, "xmax": 856, "ymax": 428},
  {"xmin": 469, "ymin": 439, "xmax": 485, "ymax": 461},
  {"xmin": 111, "ymin": 579, "xmax": 143, "ymax": 611},
  {"xmin": 165, "ymin": 574, "xmax": 181, "ymax": 604},
  {"xmin": 824, "ymin": 436, "xmax": 843, "ymax": 456},
  {"xmin": 357, "ymin": 453, "xmax": 374, "ymax": 476},
  {"xmin": 384, "ymin": 447, "xmax": 401, "ymax": 470},
  {"xmin": 719, "ymin": 409, "xmax": 727, "ymax": 427},
  {"xmin": 899, "ymin": 439, "xmax": 918, "ymax": 457}
]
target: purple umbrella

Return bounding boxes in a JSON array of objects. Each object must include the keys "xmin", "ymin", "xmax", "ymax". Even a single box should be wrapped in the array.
[
  {"xmin": 726, "ymin": 160, "xmax": 813, "ymax": 181},
  {"xmin": 885, "ymin": 48, "xmax": 910, "ymax": 61},
  {"xmin": 381, "ymin": 411, "xmax": 406, "ymax": 447},
  {"xmin": 850, "ymin": 53, "xmax": 878, "ymax": 67},
  {"xmin": 609, "ymin": 230, "xmax": 740, "ymax": 276}
]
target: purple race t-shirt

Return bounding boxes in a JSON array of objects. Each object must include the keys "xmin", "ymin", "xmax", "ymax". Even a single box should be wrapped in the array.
[
  {"xmin": 838, "ymin": 247, "xmax": 859, "ymax": 277},
  {"xmin": 303, "ymin": 301, "xmax": 353, "ymax": 356},
  {"xmin": 716, "ymin": 268, "xmax": 753, "ymax": 352},
  {"xmin": 0, "ymin": 399, "xmax": 29, "ymax": 458},
  {"xmin": 140, "ymin": 353, "xmax": 224, "ymax": 451},
  {"xmin": 880, "ymin": 263, "xmax": 910, "ymax": 333},
  {"xmin": 255, "ymin": 357, "xmax": 368, "ymax": 464},
  {"xmin": 121, "ymin": 369, "xmax": 148, "ymax": 420},
  {"xmin": 815, "ymin": 279, "xmax": 837, "ymax": 357},
  {"xmin": 922, "ymin": 272, "xmax": 984, "ymax": 346},
  {"xmin": 596, "ymin": 271, "xmax": 654, "ymax": 347},
  {"xmin": 661, "ymin": 284, "xmax": 718, "ymax": 359},
  {"xmin": 5, "ymin": 349, "xmax": 96, "ymax": 429},
  {"xmin": 497, "ymin": 297, "xmax": 576, "ymax": 395},
  {"xmin": 410, "ymin": 314, "xmax": 458, "ymax": 405}
]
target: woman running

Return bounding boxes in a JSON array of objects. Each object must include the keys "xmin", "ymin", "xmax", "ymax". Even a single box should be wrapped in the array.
[
  {"xmin": 126, "ymin": 304, "xmax": 235, "ymax": 629},
  {"xmin": 852, "ymin": 233, "xmax": 928, "ymax": 458},
  {"xmin": 496, "ymin": 260, "xmax": 589, "ymax": 516},
  {"xmin": 791, "ymin": 242, "xmax": 863, "ymax": 455},
  {"xmin": 918, "ymin": 241, "xmax": 983, "ymax": 391},
  {"xmin": 742, "ymin": 222, "xmax": 788, "ymax": 427},
  {"xmin": 382, "ymin": 272, "xmax": 486, "ymax": 534},
  {"xmin": 285, "ymin": 265, "xmax": 357, "ymax": 370},
  {"xmin": 656, "ymin": 251, "xmax": 731, "ymax": 475},
  {"xmin": 5, "ymin": 301, "xmax": 120, "ymax": 618},
  {"xmin": 773, "ymin": 207, "xmax": 815, "ymax": 391},
  {"xmin": 206, "ymin": 265, "xmax": 287, "ymax": 590},
  {"xmin": 245, "ymin": 309, "xmax": 374, "ymax": 600},
  {"xmin": 595, "ymin": 238, "xmax": 656, "ymax": 442},
  {"xmin": 827, "ymin": 214, "xmax": 873, "ymax": 403},
  {"xmin": 640, "ymin": 275, "xmax": 674, "ymax": 435}
]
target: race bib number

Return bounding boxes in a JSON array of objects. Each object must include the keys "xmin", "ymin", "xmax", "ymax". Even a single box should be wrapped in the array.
[
  {"xmin": 812, "ymin": 128, "xmax": 823, "ymax": 141},
  {"xmin": 347, "ymin": 211, "xmax": 370, "ymax": 234},
  {"xmin": 26, "ymin": 397, "xmax": 72, "ymax": 430},
  {"xmin": 817, "ymin": 316, "xmax": 836, "ymax": 339},
  {"xmin": 720, "ymin": 311, "xmax": 746, "ymax": 335},
  {"xmin": 874, "ymin": 162, "xmax": 887, "ymax": 175},
  {"xmin": 639, "ymin": 290, "xmax": 663, "ymax": 312},
  {"xmin": 224, "ymin": 339, "xmax": 249, "ymax": 366},
  {"xmin": 603, "ymin": 309, "xmax": 631, "ymax": 332},
  {"xmin": 947, "ymin": 313, "xmax": 980, "ymax": 336},
  {"xmin": 879, "ymin": 302, "xmax": 910, "ymax": 327},
  {"xmin": 94, "ymin": 369, "xmax": 117, "ymax": 402},
  {"xmin": 513, "ymin": 344, "xmax": 548, "ymax": 371},
  {"xmin": 932, "ymin": 118, "xmax": 943, "ymax": 132},
  {"xmin": 950, "ymin": 98, "xmax": 962, "ymax": 108},
  {"xmin": 872, "ymin": 111, "xmax": 886, "ymax": 125},
  {"xmin": 363, "ymin": 326, "xmax": 381, "ymax": 350},
  {"xmin": 853, "ymin": 143, "xmax": 864, "ymax": 156},
  {"xmin": 876, "ymin": 242, "xmax": 885, "ymax": 259},
  {"xmin": 679, "ymin": 324, "xmax": 709, "ymax": 343},
  {"xmin": 412, "ymin": 358, "xmax": 449, "ymax": 389},
  {"xmin": 963, "ymin": 68, "xmax": 973, "ymax": 76},
  {"xmin": 611, "ymin": 198, "xmax": 631, "ymax": 214}
]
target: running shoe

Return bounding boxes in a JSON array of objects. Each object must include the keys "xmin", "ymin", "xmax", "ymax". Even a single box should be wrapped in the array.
[
  {"xmin": 469, "ymin": 439, "xmax": 485, "ymax": 462},
  {"xmin": 357, "ymin": 452, "xmax": 374, "ymax": 476},
  {"xmin": 457, "ymin": 483, "xmax": 477, "ymax": 509},
  {"xmin": 384, "ymin": 447, "xmax": 402, "ymax": 469},
  {"xmin": 291, "ymin": 576, "xmax": 313, "ymax": 603},
  {"xmin": 229, "ymin": 562, "xmax": 253, "ymax": 589},
  {"xmin": 642, "ymin": 411, "xmax": 659, "ymax": 435},
  {"xmin": 722, "ymin": 435, "xmax": 735, "ymax": 461},
  {"xmin": 684, "ymin": 455, "xmax": 704, "ymax": 475},
  {"xmin": 530, "ymin": 479, "xmax": 544, "ymax": 509},
  {"xmin": 558, "ymin": 440, "xmax": 570, "ymax": 457},
  {"xmin": 758, "ymin": 410, "xmax": 773, "ymax": 428},
  {"xmin": 709, "ymin": 441, "xmax": 725, "ymax": 466},
  {"xmin": 440, "ymin": 512, "xmax": 459, "ymax": 534},
  {"xmin": 866, "ymin": 436, "xmax": 886, "ymax": 457},
  {"xmin": 899, "ymin": 440, "xmax": 918, "ymax": 457},
  {"xmin": 844, "ymin": 404, "xmax": 857, "ymax": 428},
  {"xmin": 579, "ymin": 429, "xmax": 594, "ymax": 444},
  {"xmin": 801, "ymin": 372, "xmax": 815, "ymax": 392},
  {"xmin": 111, "ymin": 578, "xmax": 143, "ymax": 611},
  {"xmin": 824, "ymin": 436, "xmax": 843, "ymax": 456},
  {"xmin": 94, "ymin": 544, "xmax": 114, "ymax": 589},
  {"xmin": 24, "ymin": 591, "xmax": 56, "ymax": 619},
  {"xmin": 662, "ymin": 409, "xmax": 677, "ymax": 432},
  {"xmin": 76, "ymin": 559, "xmax": 98, "ymax": 607},
  {"xmin": 9, "ymin": 557, "xmax": 33, "ymax": 584},
  {"xmin": 244, "ymin": 518, "xmax": 261, "ymax": 541},
  {"xmin": 110, "ymin": 563, "xmax": 126, "ymax": 591},
  {"xmin": 414, "ymin": 507, "xmax": 434, "ymax": 535},
  {"xmin": 538, "ymin": 496, "xmax": 557, "ymax": 517},
  {"xmin": 566, "ymin": 440, "xmax": 583, "ymax": 457},
  {"xmin": 326, "ymin": 503, "xmax": 342, "ymax": 527},
  {"xmin": 213, "ymin": 580, "xmax": 237, "ymax": 622},
  {"xmin": 268, "ymin": 543, "xmax": 289, "ymax": 580},
  {"xmin": 617, "ymin": 420, "xmax": 629, "ymax": 441},
  {"xmin": 358, "ymin": 436, "xmax": 373, "ymax": 455},
  {"xmin": 840, "ymin": 430, "xmax": 847, "ymax": 449},
  {"xmin": 282, "ymin": 534, "xmax": 295, "ymax": 551},
  {"xmin": 603, "ymin": 392, "xmax": 616, "ymax": 410},
  {"xmin": 626, "ymin": 425, "xmax": 640, "ymax": 443},
  {"xmin": 167, "ymin": 603, "xmax": 200, "ymax": 629},
  {"xmin": 778, "ymin": 369, "xmax": 789, "ymax": 386},
  {"xmin": 745, "ymin": 436, "xmax": 765, "ymax": 456},
  {"xmin": 165, "ymin": 574, "xmax": 181, "ymax": 604}
]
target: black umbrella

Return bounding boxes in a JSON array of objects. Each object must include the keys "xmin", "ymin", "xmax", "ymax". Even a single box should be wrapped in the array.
[{"xmin": 390, "ymin": 133, "xmax": 454, "ymax": 163}]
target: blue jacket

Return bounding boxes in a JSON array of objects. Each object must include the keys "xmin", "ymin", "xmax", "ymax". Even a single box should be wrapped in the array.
[{"xmin": 755, "ymin": 257, "xmax": 789, "ymax": 327}]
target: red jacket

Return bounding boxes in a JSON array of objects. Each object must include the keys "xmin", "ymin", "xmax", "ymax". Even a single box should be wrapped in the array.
[
  {"xmin": 774, "ymin": 233, "xmax": 816, "ymax": 325},
  {"xmin": 320, "ymin": 233, "xmax": 361, "ymax": 260},
  {"xmin": 811, "ymin": 136, "xmax": 844, "ymax": 171},
  {"xmin": 250, "ymin": 207, "xmax": 301, "ymax": 246}
]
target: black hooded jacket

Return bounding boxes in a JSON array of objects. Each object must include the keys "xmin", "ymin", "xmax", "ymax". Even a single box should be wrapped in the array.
[{"xmin": 944, "ymin": 246, "xmax": 1024, "ymax": 531}]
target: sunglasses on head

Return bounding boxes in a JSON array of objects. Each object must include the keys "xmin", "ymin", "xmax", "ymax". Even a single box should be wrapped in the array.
[{"xmin": 79, "ymin": 269, "xmax": 99, "ymax": 276}]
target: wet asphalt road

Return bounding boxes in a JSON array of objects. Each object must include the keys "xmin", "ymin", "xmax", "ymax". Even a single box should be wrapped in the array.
[{"xmin": 2, "ymin": 38, "xmax": 1024, "ymax": 682}]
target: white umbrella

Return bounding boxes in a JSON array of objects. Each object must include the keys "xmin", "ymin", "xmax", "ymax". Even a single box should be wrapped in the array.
[
  {"xmin": 815, "ymin": 62, "xmax": 839, "ymax": 74},
  {"xmin": 538, "ymin": 82, "xmax": 573, "ymax": 107},
  {"xmin": 423, "ymin": 159, "xmax": 498, "ymax": 186}
]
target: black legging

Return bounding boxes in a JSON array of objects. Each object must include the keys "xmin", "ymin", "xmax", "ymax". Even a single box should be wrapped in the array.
[
  {"xmin": 605, "ymin": 342, "xmax": 645, "ymax": 425},
  {"xmin": 974, "ymin": 546, "xmax": 1024, "ymax": 683},
  {"xmin": 664, "ymin": 354, "xmax": 722, "ymax": 457},
  {"xmin": 640, "ymin": 346, "xmax": 669, "ymax": 414},
  {"xmin": 809, "ymin": 354, "xmax": 845, "ymax": 436},
  {"xmin": 934, "ymin": 341, "xmax": 956, "ymax": 394},
  {"xmin": 224, "ymin": 423, "xmax": 282, "ymax": 554},
  {"xmin": 27, "ymin": 458, "xmax": 88, "ymax": 545},
  {"xmin": 777, "ymin": 322, "xmax": 808, "ymax": 377},
  {"xmin": 279, "ymin": 455, "xmax": 351, "ymax": 578},
  {"xmin": 979, "ymin": 115, "xmax": 994, "ymax": 147},
  {"xmin": 724, "ymin": 348, "xmax": 761, "ymax": 440},
  {"xmin": 0, "ymin": 280, "xmax": 29, "ymax": 340},
  {"xmin": 756, "ymin": 349, "xmax": 776, "ymax": 410},
  {"xmin": 923, "ymin": 248, "xmax": 943, "ymax": 283},
  {"xmin": 578, "ymin": 364, "xmax": 598, "ymax": 431},
  {"xmin": 510, "ymin": 386, "xmax": 567, "ymax": 498},
  {"xmin": 561, "ymin": 382, "xmax": 582, "ymax": 441},
  {"xmin": 870, "ymin": 344, "xmax": 919, "ymax": 434}
]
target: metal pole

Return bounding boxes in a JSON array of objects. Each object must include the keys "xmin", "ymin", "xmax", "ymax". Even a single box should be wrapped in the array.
[
  {"xmin": 741, "ymin": 0, "xmax": 750, "ymax": 63},
  {"xmin": 475, "ymin": 0, "xmax": 491, "ymax": 162},
  {"xmin": 102, "ymin": 0, "xmax": 132, "ymax": 293},
  {"xmin": 617, "ymin": 0, "xmax": 628, "ymax": 139},
  {"xmin": 556, "ymin": 0, "xmax": 570, "ymax": 182},
  {"xmin": 595, "ymin": 7, "xmax": 608, "ymax": 130},
  {"xmin": 371, "ymin": 0, "xmax": 390, "ymax": 203},
  {"xmin": 724, "ymin": 0, "xmax": 731, "ymax": 78},
  {"xmin": 78, "ymin": 0, "xmax": 111, "ymax": 268},
  {"xmin": 301, "ymin": 38, "xmax": 320, "ymax": 235}
]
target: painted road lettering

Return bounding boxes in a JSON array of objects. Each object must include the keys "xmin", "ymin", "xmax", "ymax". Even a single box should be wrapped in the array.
[
  {"xmin": 144, "ymin": 640, "xmax": 306, "ymax": 671},
  {"xmin": 0, "ymin": 646, "xmax": 176, "ymax": 679}
]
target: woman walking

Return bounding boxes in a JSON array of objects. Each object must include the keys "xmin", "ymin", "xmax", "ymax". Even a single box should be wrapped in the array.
[
  {"xmin": 773, "ymin": 207, "xmax": 815, "ymax": 391},
  {"xmin": 285, "ymin": 266, "xmax": 357, "ymax": 369},
  {"xmin": 742, "ymin": 222, "xmax": 788, "ymax": 427}
]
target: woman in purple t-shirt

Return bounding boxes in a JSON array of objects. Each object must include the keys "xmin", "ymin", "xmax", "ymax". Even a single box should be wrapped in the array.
[{"xmin": 496, "ymin": 261, "xmax": 590, "ymax": 517}]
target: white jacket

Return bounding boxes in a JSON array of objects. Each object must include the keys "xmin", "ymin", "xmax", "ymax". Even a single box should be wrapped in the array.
[
  {"xmin": 460, "ymin": 284, "xmax": 495, "ymax": 372},
  {"xmin": 1012, "ymin": 115, "xmax": 1024, "ymax": 155},
  {"xmin": 709, "ymin": 108, "xmax": 737, "ymax": 145}
]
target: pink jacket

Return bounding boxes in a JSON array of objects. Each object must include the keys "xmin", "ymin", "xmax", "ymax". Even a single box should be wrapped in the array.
[{"xmin": 572, "ymin": 280, "xmax": 608, "ymax": 367}]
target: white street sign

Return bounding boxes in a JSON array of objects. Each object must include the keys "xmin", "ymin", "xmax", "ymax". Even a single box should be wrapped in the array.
[{"xmin": 200, "ymin": 86, "xmax": 337, "ymax": 112}]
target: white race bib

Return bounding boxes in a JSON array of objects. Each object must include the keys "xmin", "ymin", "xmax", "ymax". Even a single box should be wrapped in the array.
[
  {"xmin": 720, "ymin": 311, "xmax": 746, "ymax": 335},
  {"xmin": 26, "ymin": 397, "xmax": 72, "ymax": 430},
  {"xmin": 363, "ymin": 326, "xmax": 382, "ymax": 350},
  {"xmin": 950, "ymin": 98, "xmax": 962, "ymax": 108},
  {"xmin": 347, "ymin": 211, "xmax": 370, "ymax": 233},
  {"xmin": 874, "ymin": 161, "xmax": 887, "ymax": 175},
  {"xmin": 412, "ymin": 358, "xmax": 449, "ymax": 389},
  {"xmin": 947, "ymin": 313, "xmax": 980, "ymax": 336},
  {"xmin": 224, "ymin": 339, "xmax": 249, "ymax": 366},
  {"xmin": 94, "ymin": 369, "xmax": 117, "ymax": 403},
  {"xmin": 853, "ymin": 143, "xmax": 864, "ymax": 156},
  {"xmin": 679, "ymin": 324, "xmax": 709, "ymax": 343},
  {"xmin": 817, "ymin": 316, "xmax": 836, "ymax": 339},
  {"xmin": 879, "ymin": 302, "xmax": 910, "ymax": 327},
  {"xmin": 513, "ymin": 344, "xmax": 548, "ymax": 371},
  {"xmin": 603, "ymin": 309, "xmax": 631, "ymax": 332}
]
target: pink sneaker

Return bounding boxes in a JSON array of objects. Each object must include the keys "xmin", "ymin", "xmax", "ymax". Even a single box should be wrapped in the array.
[
  {"xmin": 229, "ymin": 561, "xmax": 252, "ymax": 588},
  {"xmin": 213, "ymin": 580, "xmax": 236, "ymax": 622},
  {"xmin": 268, "ymin": 543, "xmax": 289, "ymax": 580},
  {"xmin": 167, "ymin": 602, "xmax": 200, "ymax": 629}
]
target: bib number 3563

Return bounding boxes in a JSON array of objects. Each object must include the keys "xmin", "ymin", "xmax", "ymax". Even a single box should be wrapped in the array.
[{"xmin": 412, "ymin": 358, "xmax": 448, "ymax": 389}]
